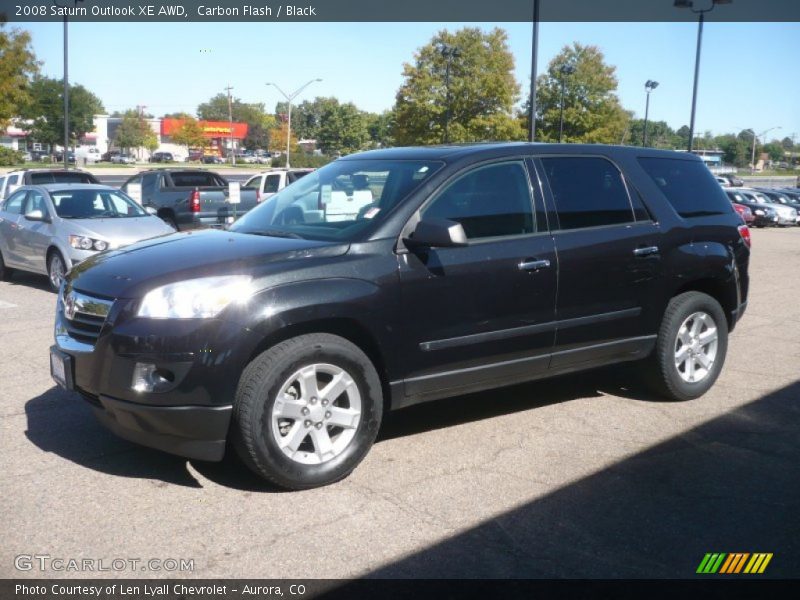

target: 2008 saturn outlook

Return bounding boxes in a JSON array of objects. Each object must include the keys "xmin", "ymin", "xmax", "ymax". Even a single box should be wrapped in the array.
[{"xmin": 49, "ymin": 143, "xmax": 750, "ymax": 489}]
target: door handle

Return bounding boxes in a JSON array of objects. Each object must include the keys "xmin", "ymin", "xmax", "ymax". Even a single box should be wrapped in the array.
[
  {"xmin": 633, "ymin": 246, "xmax": 659, "ymax": 257},
  {"xmin": 518, "ymin": 259, "xmax": 551, "ymax": 271}
]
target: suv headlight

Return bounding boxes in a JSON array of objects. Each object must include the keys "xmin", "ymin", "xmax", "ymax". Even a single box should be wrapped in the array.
[
  {"xmin": 69, "ymin": 235, "xmax": 108, "ymax": 251},
  {"xmin": 137, "ymin": 276, "xmax": 253, "ymax": 319}
]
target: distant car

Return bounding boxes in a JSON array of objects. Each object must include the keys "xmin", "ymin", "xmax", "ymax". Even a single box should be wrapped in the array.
[
  {"xmin": 720, "ymin": 173, "xmax": 744, "ymax": 187},
  {"xmin": 715, "ymin": 176, "xmax": 731, "ymax": 187},
  {"xmin": 53, "ymin": 151, "xmax": 76, "ymax": 165},
  {"xmin": 150, "ymin": 152, "xmax": 175, "ymax": 163},
  {"xmin": 724, "ymin": 189, "xmax": 779, "ymax": 228},
  {"xmin": 101, "ymin": 150, "xmax": 120, "ymax": 162},
  {"xmin": 242, "ymin": 168, "xmax": 315, "ymax": 202},
  {"xmin": 0, "ymin": 169, "xmax": 100, "ymax": 200},
  {"xmin": 186, "ymin": 150, "xmax": 204, "ymax": 162},
  {"xmin": 111, "ymin": 154, "xmax": 136, "ymax": 165},
  {"xmin": 731, "ymin": 189, "xmax": 797, "ymax": 227},
  {"xmin": 731, "ymin": 202, "xmax": 754, "ymax": 225},
  {"xmin": 77, "ymin": 147, "xmax": 102, "ymax": 163},
  {"xmin": 0, "ymin": 184, "xmax": 174, "ymax": 291},
  {"xmin": 756, "ymin": 189, "xmax": 800, "ymax": 225},
  {"xmin": 201, "ymin": 155, "xmax": 223, "ymax": 164}
]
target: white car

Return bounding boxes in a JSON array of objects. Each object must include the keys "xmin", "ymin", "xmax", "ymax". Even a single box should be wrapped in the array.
[
  {"xmin": 110, "ymin": 154, "xmax": 136, "ymax": 165},
  {"xmin": 243, "ymin": 168, "xmax": 314, "ymax": 202}
]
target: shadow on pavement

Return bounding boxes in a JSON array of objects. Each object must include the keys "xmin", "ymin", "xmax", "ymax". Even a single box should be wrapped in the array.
[
  {"xmin": 4, "ymin": 271, "xmax": 53, "ymax": 293},
  {"xmin": 360, "ymin": 380, "xmax": 800, "ymax": 579}
]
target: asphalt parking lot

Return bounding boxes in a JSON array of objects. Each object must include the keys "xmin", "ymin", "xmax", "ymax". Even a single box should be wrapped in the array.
[{"xmin": 1, "ymin": 228, "xmax": 798, "ymax": 579}]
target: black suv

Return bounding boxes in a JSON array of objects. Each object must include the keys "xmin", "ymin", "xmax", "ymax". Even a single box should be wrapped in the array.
[{"xmin": 49, "ymin": 144, "xmax": 750, "ymax": 489}]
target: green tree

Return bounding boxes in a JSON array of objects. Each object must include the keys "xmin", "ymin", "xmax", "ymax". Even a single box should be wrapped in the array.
[
  {"xmin": 169, "ymin": 116, "xmax": 206, "ymax": 150},
  {"xmin": 524, "ymin": 43, "xmax": 629, "ymax": 144},
  {"xmin": 114, "ymin": 110, "xmax": 158, "ymax": 154},
  {"xmin": 0, "ymin": 23, "xmax": 39, "ymax": 129},
  {"xmin": 365, "ymin": 110, "xmax": 395, "ymax": 148},
  {"xmin": 763, "ymin": 141, "xmax": 785, "ymax": 162},
  {"xmin": 316, "ymin": 98, "xmax": 370, "ymax": 156},
  {"xmin": 197, "ymin": 93, "xmax": 275, "ymax": 150},
  {"xmin": 780, "ymin": 136, "xmax": 794, "ymax": 151},
  {"xmin": 21, "ymin": 77, "xmax": 104, "ymax": 149},
  {"xmin": 393, "ymin": 27, "xmax": 523, "ymax": 145},
  {"xmin": 626, "ymin": 119, "xmax": 677, "ymax": 148}
]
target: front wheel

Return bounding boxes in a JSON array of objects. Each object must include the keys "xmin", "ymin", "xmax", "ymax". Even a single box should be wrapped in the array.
[
  {"xmin": 47, "ymin": 251, "xmax": 67, "ymax": 292},
  {"xmin": 644, "ymin": 291, "xmax": 728, "ymax": 401},
  {"xmin": 232, "ymin": 333, "xmax": 383, "ymax": 489}
]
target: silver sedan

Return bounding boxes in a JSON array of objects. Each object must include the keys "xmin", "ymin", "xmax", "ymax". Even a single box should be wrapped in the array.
[{"xmin": 0, "ymin": 183, "xmax": 175, "ymax": 291}]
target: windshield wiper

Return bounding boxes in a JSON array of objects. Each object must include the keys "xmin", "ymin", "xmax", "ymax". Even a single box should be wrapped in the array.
[{"xmin": 244, "ymin": 229, "xmax": 304, "ymax": 240}]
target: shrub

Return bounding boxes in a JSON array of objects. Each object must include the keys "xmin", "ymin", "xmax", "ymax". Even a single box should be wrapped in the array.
[{"xmin": 0, "ymin": 147, "xmax": 24, "ymax": 166}]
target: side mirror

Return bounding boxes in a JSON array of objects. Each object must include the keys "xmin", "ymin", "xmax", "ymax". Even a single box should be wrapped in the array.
[
  {"xmin": 144, "ymin": 206, "xmax": 157, "ymax": 215},
  {"xmin": 403, "ymin": 218, "xmax": 468, "ymax": 250},
  {"xmin": 24, "ymin": 209, "xmax": 48, "ymax": 222}
]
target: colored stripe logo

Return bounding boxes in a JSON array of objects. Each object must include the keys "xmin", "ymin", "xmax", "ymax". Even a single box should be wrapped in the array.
[{"xmin": 697, "ymin": 553, "xmax": 773, "ymax": 574}]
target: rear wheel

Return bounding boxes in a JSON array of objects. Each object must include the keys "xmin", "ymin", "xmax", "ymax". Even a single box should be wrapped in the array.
[
  {"xmin": 645, "ymin": 291, "xmax": 728, "ymax": 401},
  {"xmin": 47, "ymin": 250, "xmax": 66, "ymax": 292},
  {"xmin": 232, "ymin": 333, "xmax": 383, "ymax": 489}
]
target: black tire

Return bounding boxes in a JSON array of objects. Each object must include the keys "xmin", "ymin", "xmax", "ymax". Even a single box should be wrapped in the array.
[
  {"xmin": 163, "ymin": 215, "xmax": 178, "ymax": 231},
  {"xmin": 232, "ymin": 333, "xmax": 383, "ymax": 490},
  {"xmin": 46, "ymin": 250, "xmax": 67, "ymax": 292},
  {"xmin": 0, "ymin": 250, "xmax": 13, "ymax": 281},
  {"xmin": 644, "ymin": 291, "xmax": 728, "ymax": 401}
]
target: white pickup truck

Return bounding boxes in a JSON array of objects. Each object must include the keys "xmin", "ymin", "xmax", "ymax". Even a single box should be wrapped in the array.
[{"xmin": 243, "ymin": 168, "xmax": 315, "ymax": 203}]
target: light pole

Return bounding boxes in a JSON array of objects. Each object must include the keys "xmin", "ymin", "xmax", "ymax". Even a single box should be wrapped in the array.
[
  {"xmin": 742, "ymin": 126, "xmax": 781, "ymax": 174},
  {"xmin": 224, "ymin": 85, "xmax": 235, "ymax": 166},
  {"xmin": 674, "ymin": 0, "xmax": 732, "ymax": 152},
  {"xmin": 52, "ymin": 1, "xmax": 83, "ymax": 169},
  {"xmin": 528, "ymin": 0, "xmax": 540, "ymax": 142},
  {"xmin": 642, "ymin": 80, "xmax": 659, "ymax": 147},
  {"xmin": 439, "ymin": 43, "xmax": 462, "ymax": 144},
  {"xmin": 558, "ymin": 63, "xmax": 575, "ymax": 143},
  {"xmin": 266, "ymin": 79, "xmax": 321, "ymax": 169}
]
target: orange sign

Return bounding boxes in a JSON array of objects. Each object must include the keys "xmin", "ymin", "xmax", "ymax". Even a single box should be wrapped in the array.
[{"xmin": 161, "ymin": 118, "xmax": 248, "ymax": 139}]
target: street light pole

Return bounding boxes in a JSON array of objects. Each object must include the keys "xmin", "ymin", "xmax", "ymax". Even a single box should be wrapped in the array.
[
  {"xmin": 674, "ymin": 0, "xmax": 733, "ymax": 152},
  {"xmin": 266, "ymin": 78, "xmax": 321, "ymax": 169},
  {"xmin": 439, "ymin": 43, "xmax": 462, "ymax": 144},
  {"xmin": 558, "ymin": 63, "xmax": 575, "ymax": 144},
  {"xmin": 643, "ymin": 80, "xmax": 659, "ymax": 146},
  {"xmin": 63, "ymin": 15, "xmax": 69, "ymax": 169},
  {"xmin": 225, "ymin": 85, "xmax": 235, "ymax": 166},
  {"xmin": 528, "ymin": 0, "xmax": 540, "ymax": 142},
  {"xmin": 748, "ymin": 126, "xmax": 781, "ymax": 174}
]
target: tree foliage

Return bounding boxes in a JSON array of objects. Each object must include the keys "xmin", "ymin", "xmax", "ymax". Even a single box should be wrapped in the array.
[
  {"xmin": 316, "ymin": 98, "xmax": 369, "ymax": 156},
  {"xmin": 393, "ymin": 27, "xmax": 523, "ymax": 145},
  {"xmin": 169, "ymin": 116, "xmax": 206, "ymax": 149},
  {"xmin": 524, "ymin": 43, "xmax": 629, "ymax": 144},
  {"xmin": 114, "ymin": 110, "xmax": 158, "ymax": 153},
  {"xmin": 21, "ymin": 77, "xmax": 104, "ymax": 148},
  {"xmin": 0, "ymin": 23, "xmax": 39, "ymax": 129},
  {"xmin": 197, "ymin": 93, "xmax": 275, "ymax": 149}
]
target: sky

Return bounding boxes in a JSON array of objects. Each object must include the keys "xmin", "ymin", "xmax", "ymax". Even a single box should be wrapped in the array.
[{"xmin": 20, "ymin": 20, "xmax": 800, "ymax": 141}]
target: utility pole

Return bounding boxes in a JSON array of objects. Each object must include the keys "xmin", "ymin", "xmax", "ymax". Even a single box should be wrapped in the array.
[
  {"xmin": 225, "ymin": 85, "xmax": 235, "ymax": 166},
  {"xmin": 63, "ymin": 14, "xmax": 69, "ymax": 168},
  {"xmin": 528, "ymin": 0, "xmax": 540, "ymax": 142}
]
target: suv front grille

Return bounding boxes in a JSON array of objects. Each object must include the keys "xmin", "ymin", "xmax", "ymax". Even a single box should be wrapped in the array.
[{"xmin": 58, "ymin": 286, "xmax": 114, "ymax": 349}]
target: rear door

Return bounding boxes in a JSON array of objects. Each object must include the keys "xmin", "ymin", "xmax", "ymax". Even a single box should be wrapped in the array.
[
  {"xmin": 537, "ymin": 156, "xmax": 662, "ymax": 368},
  {"xmin": 398, "ymin": 159, "xmax": 557, "ymax": 401}
]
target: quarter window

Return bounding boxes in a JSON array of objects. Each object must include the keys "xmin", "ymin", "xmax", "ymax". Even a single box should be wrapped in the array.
[
  {"xmin": 541, "ymin": 157, "xmax": 636, "ymax": 230},
  {"xmin": 638, "ymin": 157, "xmax": 732, "ymax": 218},
  {"xmin": 422, "ymin": 161, "xmax": 534, "ymax": 240}
]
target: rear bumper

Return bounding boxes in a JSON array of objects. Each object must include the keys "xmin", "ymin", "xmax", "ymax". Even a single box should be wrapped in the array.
[{"xmin": 91, "ymin": 394, "xmax": 232, "ymax": 461}]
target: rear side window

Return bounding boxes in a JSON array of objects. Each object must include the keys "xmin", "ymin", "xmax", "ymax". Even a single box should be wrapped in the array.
[
  {"xmin": 29, "ymin": 172, "xmax": 96, "ymax": 185},
  {"xmin": 422, "ymin": 161, "xmax": 534, "ymax": 240},
  {"xmin": 638, "ymin": 158, "xmax": 732, "ymax": 218},
  {"xmin": 541, "ymin": 157, "xmax": 635, "ymax": 230}
]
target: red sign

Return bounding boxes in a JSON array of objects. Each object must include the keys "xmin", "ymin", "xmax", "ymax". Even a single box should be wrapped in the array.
[{"xmin": 161, "ymin": 118, "xmax": 248, "ymax": 139}]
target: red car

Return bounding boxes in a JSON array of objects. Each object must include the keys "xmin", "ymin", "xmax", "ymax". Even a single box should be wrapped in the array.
[{"xmin": 732, "ymin": 202, "xmax": 754, "ymax": 224}]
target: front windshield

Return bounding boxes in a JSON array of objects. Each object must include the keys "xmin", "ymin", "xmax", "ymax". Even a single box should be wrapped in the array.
[
  {"xmin": 52, "ymin": 189, "xmax": 148, "ymax": 219},
  {"xmin": 230, "ymin": 159, "xmax": 442, "ymax": 241}
]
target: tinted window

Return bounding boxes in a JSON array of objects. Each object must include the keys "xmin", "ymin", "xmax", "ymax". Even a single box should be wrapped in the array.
[
  {"xmin": 287, "ymin": 171, "xmax": 311, "ymax": 184},
  {"xmin": 422, "ymin": 161, "xmax": 534, "ymax": 240},
  {"xmin": 29, "ymin": 172, "xmax": 97, "ymax": 185},
  {"xmin": 264, "ymin": 175, "xmax": 281, "ymax": 194},
  {"xmin": 3, "ymin": 190, "xmax": 26, "ymax": 214},
  {"xmin": 638, "ymin": 157, "xmax": 732, "ymax": 218},
  {"xmin": 169, "ymin": 172, "xmax": 225, "ymax": 187},
  {"xmin": 542, "ymin": 157, "xmax": 635, "ymax": 229},
  {"xmin": 51, "ymin": 189, "xmax": 147, "ymax": 218}
]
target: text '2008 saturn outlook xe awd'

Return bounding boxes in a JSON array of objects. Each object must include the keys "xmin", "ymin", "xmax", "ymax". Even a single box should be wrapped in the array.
[{"xmin": 49, "ymin": 143, "xmax": 750, "ymax": 489}]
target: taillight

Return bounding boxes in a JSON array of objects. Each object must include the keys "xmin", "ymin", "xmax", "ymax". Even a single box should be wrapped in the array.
[
  {"xmin": 190, "ymin": 189, "xmax": 200, "ymax": 212},
  {"xmin": 738, "ymin": 224, "xmax": 751, "ymax": 248}
]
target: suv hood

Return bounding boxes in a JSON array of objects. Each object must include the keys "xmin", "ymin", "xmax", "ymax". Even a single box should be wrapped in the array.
[{"xmin": 67, "ymin": 229, "xmax": 349, "ymax": 298}]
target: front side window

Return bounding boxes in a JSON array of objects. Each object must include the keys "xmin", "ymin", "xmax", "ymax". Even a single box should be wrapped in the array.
[
  {"xmin": 542, "ymin": 157, "xmax": 635, "ymax": 230},
  {"xmin": 24, "ymin": 191, "xmax": 48, "ymax": 216},
  {"xmin": 421, "ymin": 161, "xmax": 534, "ymax": 240},
  {"xmin": 3, "ymin": 190, "xmax": 27, "ymax": 215},
  {"xmin": 51, "ymin": 189, "xmax": 147, "ymax": 219},
  {"xmin": 264, "ymin": 174, "xmax": 281, "ymax": 194},
  {"xmin": 230, "ymin": 159, "xmax": 442, "ymax": 242}
]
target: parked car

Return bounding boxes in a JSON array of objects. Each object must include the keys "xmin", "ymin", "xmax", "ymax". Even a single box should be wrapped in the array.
[
  {"xmin": 186, "ymin": 150, "xmax": 204, "ymax": 162},
  {"xmin": 49, "ymin": 144, "xmax": 750, "ymax": 489},
  {"xmin": 736, "ymin": 189, "xmax": 797, "ymax": 226},
  {"xmin": 149, "ymin": 152, "xmax": 175, "ymax": 163},
  {"xmin": 756, "ymin": 189, "xmax": 800, "ymax": 225},
  {"xmin": 0, "ymin": 184, "xmax": 174, "ymax": 291},
  {"xmin": 100, "ymin": 150, "xmax": 120, "ymax": 162},
  {"xmin": 242, "ymin": 168, "xmax": 315, "ymax": 203},
  {"xmin": 76, "ymin": 147, "xmax": 102, "ymax": 164},
  {"xmin": 0, "ymin": 169, "xmax": 100, "ymax": 200},
  {"xmin": 53, "ymin": 151, "xmax": 76, "ymax": 165},
  {"xmin": 731, "ymin": 202, "xmax": 755, "ymax": 225},
  {"xmin": 120, "ymin": 169, "xmax": 258, "ymax": 230},
  {"xmin": 715, "ymin": 176, "xmax": 731, "ymax": 187},
  {"xmin": 719, "ymin": 173, "xmax": 744, "ymax": 187},
  {"xmin": 725, "ymin": 189, "xmax": 779, "ymax": 227},
  {"xmin": 201, "ymin": 155, "xmax": 224, "ymax": 164},
  {"xmin": 110, "ymin": 154, "xmax": 136, "ymax": 165}
]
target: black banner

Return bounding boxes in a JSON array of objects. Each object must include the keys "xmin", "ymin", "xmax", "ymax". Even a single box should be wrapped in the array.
[{"xmin": 1, "ymin": 0, "xmax": 799, "ymax": 23}]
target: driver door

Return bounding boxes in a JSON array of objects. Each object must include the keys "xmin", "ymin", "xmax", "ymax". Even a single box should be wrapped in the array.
[{"xmin": 17, "ymin": 190, "xmax": 53, "ymax": 272}]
